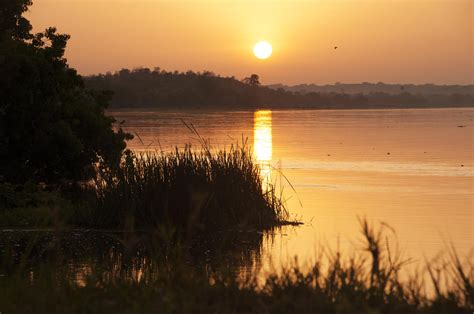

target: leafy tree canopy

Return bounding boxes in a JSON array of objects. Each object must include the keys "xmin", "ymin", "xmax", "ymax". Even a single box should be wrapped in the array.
[
  {"xmin": 242, "ymin": 74, "xmax": 260, "ymax": 86},
  {"xmin": 0, "ymin": 0, "xmax": 132, "ymax": 184}
]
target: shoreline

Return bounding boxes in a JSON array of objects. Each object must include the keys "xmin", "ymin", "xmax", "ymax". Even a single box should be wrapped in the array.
[{"xmin": 106, "ymin": 104, "xmax": 474, "ymax": 113}]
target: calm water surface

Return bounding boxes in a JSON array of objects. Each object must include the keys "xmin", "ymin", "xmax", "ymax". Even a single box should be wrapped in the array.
[{"xmin": 109, "ymin": 108, "xmax": 473, "ymax": 271}]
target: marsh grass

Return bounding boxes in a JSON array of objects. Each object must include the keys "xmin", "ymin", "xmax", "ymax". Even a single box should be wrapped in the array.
[
  {"xmin": 84, "ymin": 141, "xmax": 289, "ymax": 232},
  {"xmin": 0, "ymin": 219, "xmax": 471, "ymax": 313}
]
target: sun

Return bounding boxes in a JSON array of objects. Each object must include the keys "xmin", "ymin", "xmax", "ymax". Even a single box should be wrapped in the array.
[{"xmin": 253, "ymin": 41, "xmax": 272, "ymax": 60}]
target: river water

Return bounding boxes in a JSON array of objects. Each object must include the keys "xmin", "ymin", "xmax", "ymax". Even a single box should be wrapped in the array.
[{"xmin": 108, "ymin": 108, "xmax": 473, "ymax": 271}]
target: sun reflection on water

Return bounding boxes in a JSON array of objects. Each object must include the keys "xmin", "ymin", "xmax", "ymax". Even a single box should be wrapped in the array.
[{"xmin": 253, "ymin": 110, "xmax": 272, "ymax": 188}]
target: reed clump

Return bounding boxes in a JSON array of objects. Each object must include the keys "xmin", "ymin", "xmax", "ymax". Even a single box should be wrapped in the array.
[{"xmin": 84, "ymin": 143, "xmax": 288, "ymax": 232}]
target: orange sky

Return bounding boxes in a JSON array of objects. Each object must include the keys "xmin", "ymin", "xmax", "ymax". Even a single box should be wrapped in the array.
[{"xmin": 27, "ymin": 0, "xmax": 473, "ymax": 85}]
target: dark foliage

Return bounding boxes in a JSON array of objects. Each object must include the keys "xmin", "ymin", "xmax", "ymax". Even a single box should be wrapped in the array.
[
  {"xmin": 269, "ymin": 82, "xmax": 474, "ymax": 96},
  {"xmin": 86, "ymin": 68, "xmax": 267, "ymax": 109},
  {"xmin": 0, "ymin": 0, "xmax": 132, "ymax": 184},
  {"xmin": 242, "ymin": 74, "xmax": 261, "ymax": 86},
  {"xmin": 85, "ymin": 67, "xmax": 474, "ymax": 109},
  {"xmin": 85, "ymin": 68, "xmax": 370, "ymax": 109}
]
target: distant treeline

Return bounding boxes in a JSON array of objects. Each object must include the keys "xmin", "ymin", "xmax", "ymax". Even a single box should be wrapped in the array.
[
  {"xmin": 269, "ymin": 82, "xmax": 474, "ymax": 96},
  {"xmin": 84, "ymin": 68, "xmax": 474, "ymax": 109}
]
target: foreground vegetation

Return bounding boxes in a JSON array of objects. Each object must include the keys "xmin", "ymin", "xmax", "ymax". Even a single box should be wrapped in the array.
[
  {"xmin": 84, "ymin": 142, "xmax": 289, "ymax": 231},
  {"xmin": 0, "ymin": 220, "xmax": 472, "ymax": 313}
]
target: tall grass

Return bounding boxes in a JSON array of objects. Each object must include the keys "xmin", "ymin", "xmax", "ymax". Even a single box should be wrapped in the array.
[
  {"xmin": 1, "ymin": 219, "xmax": 471, "ymax": 313},
  {"xmin": 83, "ymin": 142, "xmax": 288, "ymax": 232}
]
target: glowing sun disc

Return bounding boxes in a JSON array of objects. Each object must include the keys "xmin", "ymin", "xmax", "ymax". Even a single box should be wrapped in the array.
[{"xmin": 253, "ymin": 41, "xmax": 272, "ymax": 59}]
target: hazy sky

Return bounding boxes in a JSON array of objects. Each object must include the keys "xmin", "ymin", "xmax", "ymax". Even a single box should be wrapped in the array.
[{"xmin": 27, "ymin": 0, "xmax": 473, "ymax": 85}]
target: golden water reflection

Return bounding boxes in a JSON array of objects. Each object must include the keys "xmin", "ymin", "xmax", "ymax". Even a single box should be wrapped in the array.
[
  {"xmin": 253, "ymin": 110, "xmax": 272, "ymax": 188},
  {"xmin": 108, "ymin": 108, "xmax": 473, "ymax": 286}
]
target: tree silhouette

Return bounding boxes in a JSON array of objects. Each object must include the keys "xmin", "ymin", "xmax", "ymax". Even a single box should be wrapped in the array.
[
  {"xmin": 242, "ymin": 74, "xmax": 260, "ymax": 86},
  {"xmin": 0, "ymin": 0, "xmax": 132, "ymax": 184}
]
